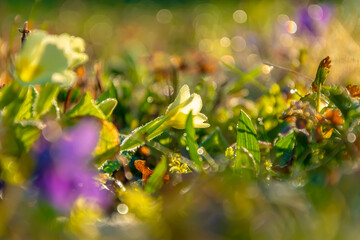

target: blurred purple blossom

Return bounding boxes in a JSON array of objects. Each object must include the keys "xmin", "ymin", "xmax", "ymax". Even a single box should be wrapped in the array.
[
  {"xmin": 32, "ymin": 118, "xmax": 111, "ymax": 212},
  {"xmin": 296, "ymin": 4, "xmax": 333, "ymax": 37}
]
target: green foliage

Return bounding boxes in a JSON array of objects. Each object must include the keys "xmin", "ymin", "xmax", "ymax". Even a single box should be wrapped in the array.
[
  {"xmin": 0, "ymin": 83, "xmax": 29, "ymax": 125},
  {"xmin": 199, "ymin": 127, "xmax": 229, "ymax": 156},
  {"xmin": 65, "ymin": 92, "xmax": 106, "ymax": 119},
  {"xmin": 0, "ymin": 81, "xmax": 27, "ymax": 109},
  {"xmin": 235, "ymin": 110, "xmax": 260, "ymax": 174},
  {"xmin": 14, "ymin": 123, "xmax": 41, "ymax": 153},
  {"xmin": 94, "ymin": 119, "xmax": 120, "ymax": 166},
  {"xmin": 322, "ymin": 86, "xmax": 354, "ymax": 122},
  {"xmin": 120, "ymin": 116, "xmax": 168, "ymax": 151},
  {"xmin": 295, "ymin": 131, "xmax": 311, "ymax": 167},
  {"xmin": 35, "ymin": 83, "xmax": 60, "ymax": 117},
  {"xmin": 185, "ymin": 112, "xmax": 203, "ymax": 170},
  {"xmin": 15, "ymin": 87, "xmax": 37, "ymax": 121},
  {"xmin": 97, "ymin": 98, "xmax": 117, "ymax": 119},
  {"xmin": 274, "ymin": 131, "xmax": 295, "ymax": 166}
]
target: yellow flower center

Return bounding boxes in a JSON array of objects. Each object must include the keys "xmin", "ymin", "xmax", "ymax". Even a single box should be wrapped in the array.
[{"xmin": 16, "ymin": 57, "xmax": 44, "ymax": 82}]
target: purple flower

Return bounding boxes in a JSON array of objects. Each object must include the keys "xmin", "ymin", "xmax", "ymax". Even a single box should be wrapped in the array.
[
  {"xmin": 296, "ymin": 4, "xmax": 333, "ymax": 37},
  {"xmin": 32, "ymin": 118, "xmax": 111, "ymax": 212}
]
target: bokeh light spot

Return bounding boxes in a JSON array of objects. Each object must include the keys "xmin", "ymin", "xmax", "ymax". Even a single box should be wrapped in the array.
[
  {"xmin": 220, "ymin": 37, "xmax": 231, "ymax": 47},
  {"xmin": 156, "ymin": 9, "xmax": 173, "ymax": 24},
  {"xmin": 231, "ymin": 36, "xmax": 246, "ymax": 52},
  {"xmin": 262, "ymin": 65, "xmax": 273, "ymax": 74},
  {"xmin": 347, "ymin": 132, "xmax": 356, "ymax": 143},
  {"xmin": 117, "ymin": 203, "xmax": 129, "ymax": 214},
  {"xmin": 285, "ymin": 20, "xmax": 297, "ymax": 34},
  {"xmin": 233, "ymin": 10, "xmax": 247, "ymax": 23},
  {"xmin": 221, "ymin": 55, "xmax": 235, "ymax": 65}
]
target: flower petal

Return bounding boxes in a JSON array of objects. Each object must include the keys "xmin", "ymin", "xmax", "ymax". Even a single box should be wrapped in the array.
[
  {"xmin": 166, "ymin": 84, "xmax": 190, "ymax": 113},
  {"xmin": 168, "ymin": 112, "xmax": 188, "ymax": 129},
  {"xmin": 163, "ymin": 84, "xmax": 209, "ymax": 130},
  {"xmin": 193, "ymin": 113, "xmax": 210, "ymax": 128},
  {"xmin": 14, "ymin": 30, "xmax": 88, "ymax": 87},
  {"xmin": 179, "ymin": 93, "xmax": 202, "ymax": 115},
  {"xmin": 51, "ymin": 70, "xmax": 77, "ymax": 87}
]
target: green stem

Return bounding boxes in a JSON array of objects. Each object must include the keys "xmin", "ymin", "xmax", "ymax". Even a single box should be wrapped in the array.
[
  {"xmin": 146, "ymin": 140, "xmax": 199, "ymax": 172},
  {"xmin": 120, "ymin": 116, "xmax": 168, "ymax": 151}
]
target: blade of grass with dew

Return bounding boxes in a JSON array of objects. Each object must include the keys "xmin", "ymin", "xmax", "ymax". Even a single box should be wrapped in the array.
[
  {"xmin": 199, "ymin": 147, "xmax": 219, "ymax": 172},
  {"xmin": 236, "ymin": 110, "xmax": 260, "ymax": 174},
  {"xmin": 120, "ymin": 115, "xmax": 168, "ymax": 151},
  {"xmin": 275, "ymin": 131, "xmax": 295, "ymax": 167}
]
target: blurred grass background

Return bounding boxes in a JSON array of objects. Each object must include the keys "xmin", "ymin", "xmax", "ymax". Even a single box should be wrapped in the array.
[{"xmin": 2, "ymin": 0, "xmax": 360, "ymax": 86}]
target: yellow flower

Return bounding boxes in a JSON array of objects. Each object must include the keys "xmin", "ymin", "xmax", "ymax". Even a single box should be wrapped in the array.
[
  {"xmin": 14, "ymin": 30, "xmax": 88, "ymax": 87},
  {"xmin": 120, "ymin": 84, "xmax": 209, "ymax": 151},
  {"xmin": 165, "ymin": 84, "xmax": 210, "ymax": 129}
]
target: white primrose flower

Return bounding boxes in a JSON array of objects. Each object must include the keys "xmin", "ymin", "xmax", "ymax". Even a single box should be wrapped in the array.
[
  {"xmin": 14, "ymin": 30, "xmax": 88, "ymax": 87},
  {"xmin": 120, "ymin": 84, "xmax": 210, "ymax": 151},
  {"xmin": 164, "ymin": 84, "xmax": 210, "ymax": 129}
]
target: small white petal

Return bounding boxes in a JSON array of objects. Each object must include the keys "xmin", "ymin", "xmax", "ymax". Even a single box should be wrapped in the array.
[
  {"xmin": 166, "ymin": 84, "xmax": 190, "ymax": 113},
  {"xmin": 179, "ymin": 93, "xmax": 202, "ymax": 115}
]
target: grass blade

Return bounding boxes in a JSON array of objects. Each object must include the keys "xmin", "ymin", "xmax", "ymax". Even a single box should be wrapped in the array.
[
  {"xmin": 236, "ymin": 110, "xmax": 260, "ymax": 174},
  {"xmin": 186, "ymin": 112, "xmax": 203, "ymax": 170}
]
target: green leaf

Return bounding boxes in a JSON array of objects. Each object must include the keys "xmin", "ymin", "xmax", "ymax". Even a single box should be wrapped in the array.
[
  {"xmin": 15, "ymin": 123, "xmax": 41, "ymax": 153},
  {"xmin": 235, "ymin": 110, "xmax": 260, "ymax": 173},
  {"xmin": 15, "ymin": 87, "xmax": 37, "ymax": 121},
  {"xmin": 1, "ymin": 90, "xmax": 30, "ymax": 126},
  {"xmin": 275, "ymin": 132, "xmax": 295, "ymax": 167},
  {"xmin": 1, "ymin": 123, "xmax": 41, "ymax": 156},
  {"xmin": 295, "ymin": 131, "xmax": 311, "ymax": 166},
  {"xmin": 186, "ymin": 112, "xmax": 203, "ymax": 169},
  {"xmin": 49, "ymin": 101, "xmax": 61, "ymax": 119},
  {"xmin": 145, "ymin": 155, "xmax": 168, "ymax": 194},
  {"xmin": 0, "ymin": 81, "xmax": 27, "ymax": 109},
  {"xmin": 97, "ymin": 98, "xmax": 117, "ymax": 118},
  {"xmin": 65, "ymin": 92, "xmax": 106, "ymax": 119},
  {"xmin": 120, "ymin": 116, "xmax": 168, "ymax": 151},
  {"xmin": 35, "ymin": 83, "xmax": 60, "ymax": 117},
  {"xmin": 199, "ymin": 127, "xmax": 229, "ymax": 156},
  {"xmin": 1, "ymin": 127, "xmax": 21, "ymax": 156},
  {"xmin": 322, "ymin": 86, "xmax": 354, "ymax": 122},
  {"xmin": 97, "ymin": 81, "xmax": 118, "ymax": 102},
  {"xmin": 94, "ymin": 119, "xmax": 120, "ymax": 166}
]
